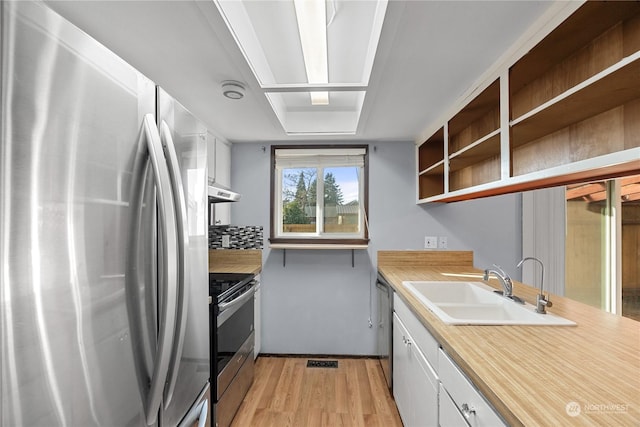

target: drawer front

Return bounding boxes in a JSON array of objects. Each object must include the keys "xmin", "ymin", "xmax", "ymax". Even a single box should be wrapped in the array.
[
  {"xmin": 438, "ymin": 349, "xmax": 507, "ymax": 427},
  {"xmin": 393, "ymin": 293, "xmax": 439, "ymax": 370},
  {"xmin": 439, "ymin": 383, "xmax": 470, "ymax": 427}
]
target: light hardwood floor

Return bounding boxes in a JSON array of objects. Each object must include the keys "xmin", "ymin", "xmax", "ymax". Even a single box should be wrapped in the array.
[{"xmin": 231, "ymin": 356, "xmax": 403, "ymax": 427}]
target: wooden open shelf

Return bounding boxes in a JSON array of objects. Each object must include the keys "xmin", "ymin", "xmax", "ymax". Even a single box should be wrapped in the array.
[
  {"xmin": 418, "ymin": 127, "xmax": 444, "ymax": 172},
  {"xmin": 448, "ymin": 79, "xmax": 500, "ymax": 154},
  {"xmin": 512, "ymin": 99, "xmax": 640, "ymax": 177},
  {"xmin": 449, "ymin": 130, "xmax": 500, "ymax": 172},
  {"xmin": 449, "ymin": 155, "xmax": 500, "ymax": 192},
  {"xmin": 511, "ymin": 53, "xmax": 640, "ymax": 147},
  {"xmin": 419, "ymin": 163, "xmax": 445, "ymax": 199},
  {"xmin": 417, "ymin": 1, "xmax": 640, "ymax": 203},
  {"xmin": 510, "ymin": 1, "xmax": 640, "ymax": 101},
  {"xmin": 420, "ymin": 159, "xmax": 445, "ymax": 176}
]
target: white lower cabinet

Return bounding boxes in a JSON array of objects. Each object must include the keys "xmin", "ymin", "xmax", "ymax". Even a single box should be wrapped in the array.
[
  {"xmin": 439, "ymin": 383, "xmax": 469, "ymax": 426},
  {"xmin": 392, "ymin": 294, "xmax": 506, "ymax": 427},
  {"xmin": 393, "ymin": 315, "xmax": 438, "ymax": 427},
  {"xmin": 438, "ymin": 349, "xmax": 506, "ymax": 427},
  {"xmin": 393, "ymin": 304, "xmax": 438, "ymax": 426},
  {"xmin": 392, "ymin": 314, "xmax": 412, "ymax": 422}
]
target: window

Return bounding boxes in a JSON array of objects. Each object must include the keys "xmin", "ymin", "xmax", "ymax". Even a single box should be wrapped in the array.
[
  {"xmin": 270, "ymin": 145, "xmax": 369, "ymax": 246},
  {"xmin": 565, "ymin": 175, "xmax": 640, "ymax": 321}
]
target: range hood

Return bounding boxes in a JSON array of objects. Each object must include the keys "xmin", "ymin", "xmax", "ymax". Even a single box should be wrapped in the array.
[{"xmin": 208, "ymin": 183, "xmax": 241, "ymax": 203}]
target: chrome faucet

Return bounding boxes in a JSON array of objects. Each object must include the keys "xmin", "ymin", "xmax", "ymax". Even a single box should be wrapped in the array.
[
  {"xmin": 483, "ymin": 264, "xmax": 514, "ymax": 298},
  {"xmin": 517, "ymin": 256, "xmax": 552, "ymax": 314}
]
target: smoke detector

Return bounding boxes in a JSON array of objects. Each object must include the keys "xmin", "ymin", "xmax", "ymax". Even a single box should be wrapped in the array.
[{"xmin": 221, "ymin": 81, "xmax": 245, "ymax": 100}]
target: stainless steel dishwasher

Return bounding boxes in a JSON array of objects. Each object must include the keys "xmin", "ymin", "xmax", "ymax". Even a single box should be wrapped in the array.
[{"xmin": 376, "ymin": 273, "xmax": 393, "ymax": 389}]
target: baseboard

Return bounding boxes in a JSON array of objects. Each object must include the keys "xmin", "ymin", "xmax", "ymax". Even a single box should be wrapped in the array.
[{"xmin": 258, "ymin": 353, "xmax": 380, "ymax": 360}]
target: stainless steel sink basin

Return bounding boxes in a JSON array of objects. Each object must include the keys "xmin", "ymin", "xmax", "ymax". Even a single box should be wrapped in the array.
[{"xmin": 402, "ymin": 281, "xmax": 576, "ymax": 326}]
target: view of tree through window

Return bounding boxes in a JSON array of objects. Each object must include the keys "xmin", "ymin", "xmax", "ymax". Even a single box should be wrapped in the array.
[
  {"xmin": 281, "ymin": 166, "xmax": 360, "ymax": 235},
  {"xmin": 272, "ymin": 145, "xmax": 367, "ymax": 243},
  {"xmin": 282, "ymin": 168, "xmax": 316, "ymax": 232}
]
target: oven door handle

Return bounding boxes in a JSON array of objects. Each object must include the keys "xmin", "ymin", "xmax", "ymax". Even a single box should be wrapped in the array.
[{"xmin": 217, "ymin": 282, "xmax": 256, "ymax": 326}]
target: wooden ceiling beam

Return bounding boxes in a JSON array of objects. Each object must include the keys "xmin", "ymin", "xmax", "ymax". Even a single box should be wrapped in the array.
[
  {"xmin": 565, "ymin": 175, "xmax": 640, "ymax": 202},
  {"xmin": 566, "ymin": 182, "xmax": 606, "ymax": 200}
]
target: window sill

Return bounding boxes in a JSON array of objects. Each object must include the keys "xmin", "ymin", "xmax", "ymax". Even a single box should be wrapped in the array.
[{"xmin": 269, "ymin": 243, "xmax": 369, "ymax": 250}]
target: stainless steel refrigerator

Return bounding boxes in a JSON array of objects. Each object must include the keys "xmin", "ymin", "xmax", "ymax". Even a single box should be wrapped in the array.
[{"xmin": 1, "ymin": 2, "xmax": 210, "ymax": 426}]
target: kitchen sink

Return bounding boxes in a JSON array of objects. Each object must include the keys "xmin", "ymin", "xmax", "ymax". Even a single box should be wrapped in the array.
[{"xmin": 402, "ymin": 281, "xmax": 576, "ymax": 326}]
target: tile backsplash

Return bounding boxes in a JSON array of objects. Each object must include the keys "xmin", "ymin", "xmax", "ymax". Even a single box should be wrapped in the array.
[{"xmin": 209, "ymin": 225, "xmax": 263, "ymax": 250}]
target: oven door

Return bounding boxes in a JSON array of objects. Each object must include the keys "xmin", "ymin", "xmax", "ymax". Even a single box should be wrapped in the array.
[{"xmin": 214, "ymin": 282, "xmax": 255, "ymax": 400}]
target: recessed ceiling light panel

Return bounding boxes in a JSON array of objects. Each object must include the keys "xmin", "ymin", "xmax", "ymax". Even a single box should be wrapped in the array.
[
  {"xmin": 265, "ymin": 90, "xmax": 366, "ymax": 135},
  {"xmin": 214, "ymin": 0, "xmax": 387, "ymax": 134},
  {"xmin": 214, "ymin": 0, "xmax": 388, "ymax": 87}
]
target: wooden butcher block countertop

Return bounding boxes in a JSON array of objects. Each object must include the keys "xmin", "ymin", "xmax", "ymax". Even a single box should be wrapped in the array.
[
  {"xmin": 378, "ymin": 251, "xmax": 640, "ymax": 427},
  {"xmin": 209, "ymin": 249, "xmax": 262, "ymax": 275}
]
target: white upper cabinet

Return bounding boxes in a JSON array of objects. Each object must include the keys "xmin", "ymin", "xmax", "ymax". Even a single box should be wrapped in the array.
[
  {"xmin": 208, "ymin": 136, "xmax": 232, "ymax": 225},
  {"xmin": 206, "ymin": 132, "xmax": 231, "ymax": 189},
  {"xmin": 207, "ymin": 131, "xmax": 216, "ymax": 182},
  {"xmin": 215, "ymin": 138, "xmax": 231, "ymax": 188}
]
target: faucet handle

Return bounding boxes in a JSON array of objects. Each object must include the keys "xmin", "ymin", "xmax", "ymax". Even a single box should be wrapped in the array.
[{"xmin": 536, "ymin": 293, "xmax": 552, "ymax": 314}]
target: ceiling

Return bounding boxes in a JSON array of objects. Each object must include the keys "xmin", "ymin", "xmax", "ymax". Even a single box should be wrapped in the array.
[{"xmin": 44, "ymin": 0, "xmax": 553, "ymax": 144}]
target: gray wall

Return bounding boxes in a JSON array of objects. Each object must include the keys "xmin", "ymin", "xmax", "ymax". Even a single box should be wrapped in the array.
[{"xmin": 231, "ymin": 141, "xmax": 521, "ymax": 355}]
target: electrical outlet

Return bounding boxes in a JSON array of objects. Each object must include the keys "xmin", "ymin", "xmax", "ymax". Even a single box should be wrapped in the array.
[
  {"xmin": 424, "ymin": 236, "xmax": 437, "ymax": 249},
  {"xmin": 438, "ymin": 236, "xmax": 448, "ymax": 249},
  {"xmin": 222, "ymin": 235, "xmax": 230, "ymax": 248}
]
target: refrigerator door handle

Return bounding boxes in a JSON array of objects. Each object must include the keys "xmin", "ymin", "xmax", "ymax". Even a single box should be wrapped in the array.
[
  {"xmin": 159, "ymin": 120, "xmax": 191, "ymax": 409},
  {"xmin": 141, "ymin": 114, "xmax": 180, "ymax": 425}
]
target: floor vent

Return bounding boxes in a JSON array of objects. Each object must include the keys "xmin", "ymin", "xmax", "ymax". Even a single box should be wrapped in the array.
[{"xmin": 306, "ymin": 360, "xmax": 338, "ymax": 368}]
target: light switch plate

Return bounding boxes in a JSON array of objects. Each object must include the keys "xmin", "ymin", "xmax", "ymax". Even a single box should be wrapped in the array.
[
  {"xmin": 438, "ymin": 236, "xmax": 448, "ymax": 249},
  {"xmin": 222, "ymin": 234, "xmax": 231, "ymax": 248}
]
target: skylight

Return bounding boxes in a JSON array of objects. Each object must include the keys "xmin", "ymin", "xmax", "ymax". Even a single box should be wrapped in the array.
[{"xmin": 214, "ymin": 0, "xmax": 388, "ymax": 135}]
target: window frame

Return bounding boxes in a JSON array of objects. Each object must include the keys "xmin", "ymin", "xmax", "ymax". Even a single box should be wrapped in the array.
[{"xmin": 269, "ymin": 144, "xmax": 369, "ymax": 246}]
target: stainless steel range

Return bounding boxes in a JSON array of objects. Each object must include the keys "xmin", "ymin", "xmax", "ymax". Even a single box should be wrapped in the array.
[{"xmin": 209, "ymin": 273, "xmax": 257, "ymax": 427}]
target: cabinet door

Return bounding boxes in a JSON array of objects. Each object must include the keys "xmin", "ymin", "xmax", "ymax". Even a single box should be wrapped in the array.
[
  {"xmin": 440, "ymin": 384, "xmax": 470, "ymax": 427},
  {"xmin": 207, "ymin": 131, "xmax": 216, "ymax": 182},
  {"xmin": 411, "ymin": 343, "xmax": 438, "ymax": 426},
  {"xmin": 393, "ymin": 314, "xmax": 411, "ymax": 424},
  {"xmin": 394, "ymin": 294, "xmax": 439, "ymax": 368},
  {"xmin": 393, "ymin": 313, "xmax": 438, "ymax": 427},
  {"xmin": 438, "ymin": 349, "xmax": 506, "ymax": 427},
  {"xmin": 214, "ymin": 138, "xmax": 231, "ymax": 187},
  {"xmin": 214, "ymin": 203, "xmax": 231, "ymax": 226},
  {"xmin": 213, "ymin": 138, "xmax": 231, "ymax": 225}
]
